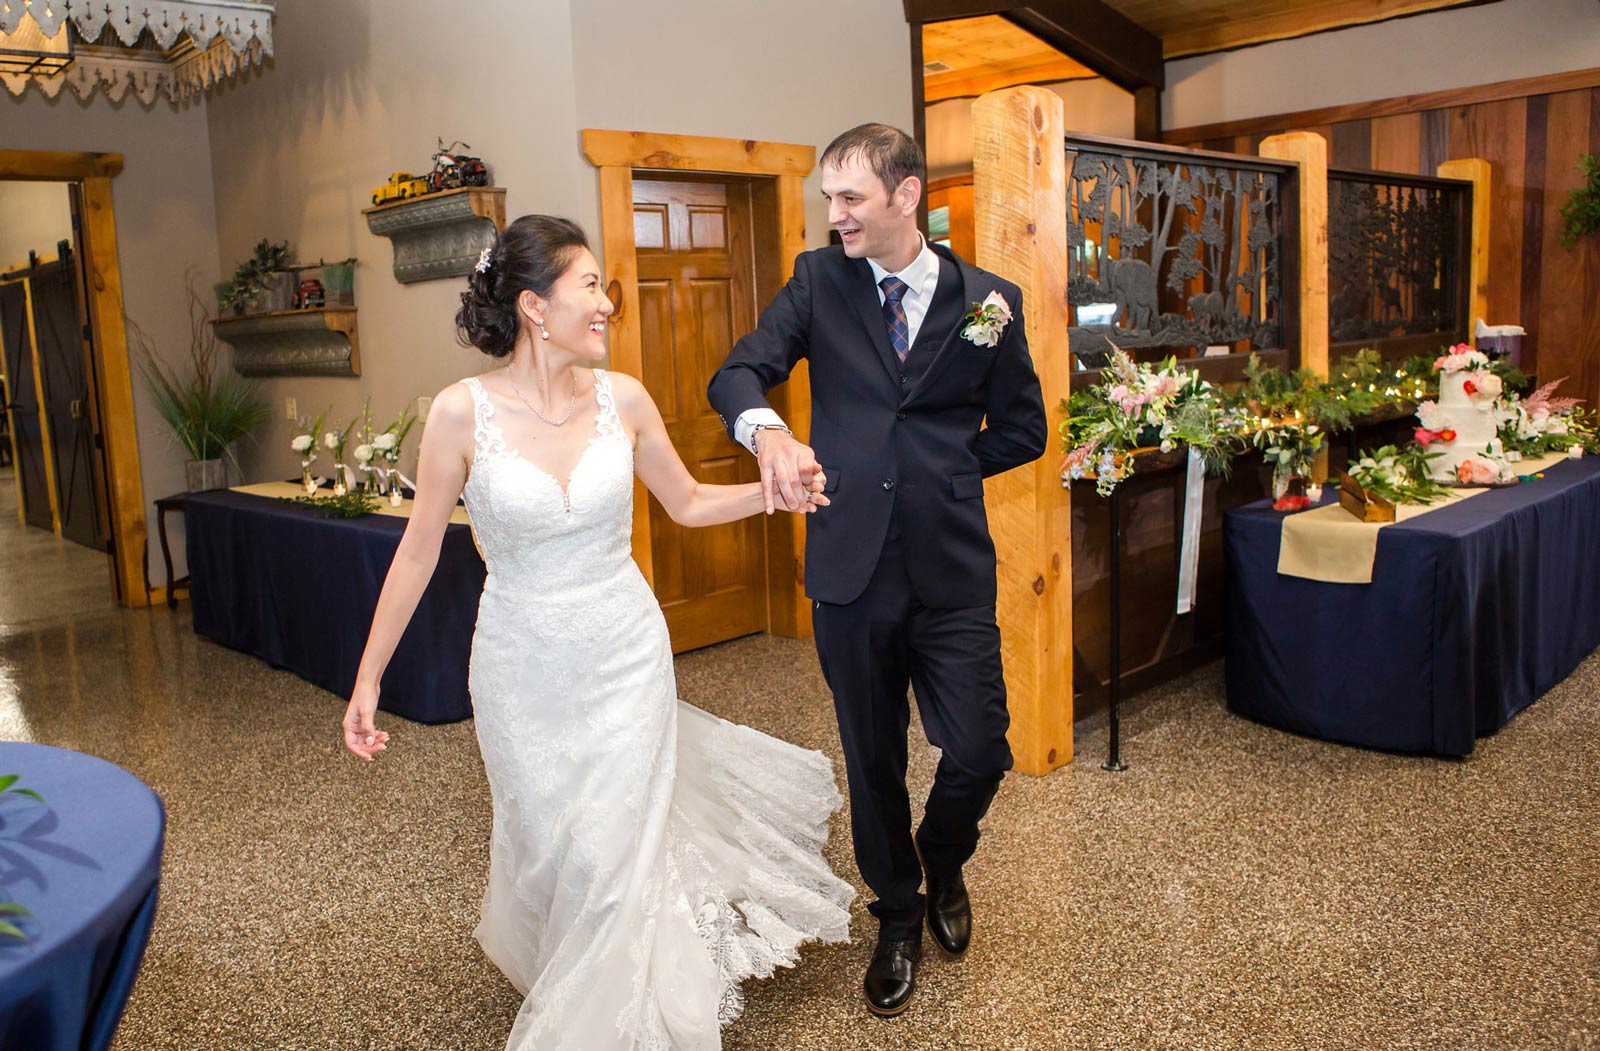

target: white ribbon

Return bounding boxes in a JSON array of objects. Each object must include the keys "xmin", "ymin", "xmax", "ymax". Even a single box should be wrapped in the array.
[{"xmin": 1176, "ymin": 447, "xmax": 1205, "ymax": 615}]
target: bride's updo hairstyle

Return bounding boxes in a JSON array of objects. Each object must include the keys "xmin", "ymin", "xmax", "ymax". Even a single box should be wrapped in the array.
[{"xmin": 456, "ymin": 215, "xmax": 590, "ymax": 358}]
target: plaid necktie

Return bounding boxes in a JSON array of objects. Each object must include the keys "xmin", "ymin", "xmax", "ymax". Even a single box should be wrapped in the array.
[{"xmin": 880, "ymin": 275, "xmax": 911, "ymax": 362}]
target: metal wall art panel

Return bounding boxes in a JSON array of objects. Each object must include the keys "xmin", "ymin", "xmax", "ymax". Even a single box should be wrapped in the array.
[
  {"xmin": 1065, "ymin": 140, "xmax": 1285, "ymax": 368},
  {"xmin": 1328, "ymin": 174, "xmax": 1466, "ymax": 344}
]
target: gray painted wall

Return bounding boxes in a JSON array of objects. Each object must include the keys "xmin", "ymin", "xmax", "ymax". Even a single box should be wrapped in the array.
[
  {"xmin": 0, "ymin": 89, "xmax": 221, "ymax": 581},
  {"xmin": 1165, "ymin": 0, "xmax": 1600, "ymax": 131}
]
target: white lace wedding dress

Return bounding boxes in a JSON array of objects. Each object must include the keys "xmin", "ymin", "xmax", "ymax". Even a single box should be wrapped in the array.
[{"xmin": 460, "ymin": 371, "xmax": 854, "ymax": 1051}]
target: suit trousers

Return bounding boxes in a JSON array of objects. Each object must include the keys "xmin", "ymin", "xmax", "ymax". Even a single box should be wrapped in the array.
[{"xmin": 812, "ymin": 537, "xmax": 1013, "ymax": 940}]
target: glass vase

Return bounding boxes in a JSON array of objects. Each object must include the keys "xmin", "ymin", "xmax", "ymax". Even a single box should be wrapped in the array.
[
  {"xmin": 301, "ymin": 463, "xmax": 318, "ymax": 496},
  {"xmin": 332, "ymin": 463, "xmax": 348, "ymax": 497}
]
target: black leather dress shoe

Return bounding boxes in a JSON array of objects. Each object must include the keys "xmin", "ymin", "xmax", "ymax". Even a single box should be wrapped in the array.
[
  {"xmin": 863, "ymin": 934, "xmax": 921, "ymax": 1017},
  {"xmin": 925, "ymin": 869, "xmax": 972, "ymax": 958}
]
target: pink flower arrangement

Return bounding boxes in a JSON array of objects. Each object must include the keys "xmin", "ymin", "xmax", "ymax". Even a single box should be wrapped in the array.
[{"xmin": 1434, "ymin": 344, "xmax": 1491, "ymax": 374}]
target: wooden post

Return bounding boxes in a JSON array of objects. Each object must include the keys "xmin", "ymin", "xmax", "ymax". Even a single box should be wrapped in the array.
[
  {"xmin": 1260, "ymin": 132, "xmax": 1329, "ymax": 378},
  {"xmin": 1436, "ymin": 158, "xmax": 1491, "ymax": 343},
  {"xmin": 1260, "ymin": 132, "xmax": 1330, "ymax": 481},
  {"xmin": 973, "ymin": 86, "xmax": 1073, "ymax": 775}
]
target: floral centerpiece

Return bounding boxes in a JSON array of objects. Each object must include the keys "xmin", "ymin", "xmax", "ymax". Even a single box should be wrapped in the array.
[
  {"xmin": 371, "ymin": 404, "xmax": 418, "ymax": 507},
  {"xmin": 1346, "ymin": 444, "xmax": 1451, "ymax": 505},
  {"xmin": 291, "ymin": 406, "xmax": 328, "ymax": 495},
  {"xmin": 1498, "ymin": 377, "xmax": 1600, "ymax": 458},
  {"xmin": 1251, "ymin": 420, "xmax": 1326, "ymax": 508},
  {"xmin": 1060, "ymin": 349, "xmax": 1239, "ymax": 496},
  {"xmin": 323, "ymin": 416, "xmax": 358, "ymax": 496}
]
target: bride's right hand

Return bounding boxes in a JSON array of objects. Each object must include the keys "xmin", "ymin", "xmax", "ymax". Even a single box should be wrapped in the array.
[{"xmin": 343, "ymin": 683, "xmax": 389, "ymax": 761}]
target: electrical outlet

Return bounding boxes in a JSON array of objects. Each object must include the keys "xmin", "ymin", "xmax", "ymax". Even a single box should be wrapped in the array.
[
  {"xmin": 417, "ymin": 395, "xmax": 432, "ymax": 422},
  {"xmin": 285, "ymin": 396, "xmax": 298, "ymax": 421}
]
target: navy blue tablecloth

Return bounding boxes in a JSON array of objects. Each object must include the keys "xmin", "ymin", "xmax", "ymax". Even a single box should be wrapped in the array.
[
  {"xmin": 1224, "ymin": 456, "xmax": 1600, "ymax": 755},
  {"xmin": 0, "ymin": 742, "xmax": 165, "ymax": 1051},
  {"xmin": 184, "ymin": 489, "xmax": 484, "ymax": 723}
]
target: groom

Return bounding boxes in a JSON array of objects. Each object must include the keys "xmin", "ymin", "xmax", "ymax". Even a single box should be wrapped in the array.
[{"xmin": 708, "ymin": 124, "xmax": 1047, "ymax": 1015}]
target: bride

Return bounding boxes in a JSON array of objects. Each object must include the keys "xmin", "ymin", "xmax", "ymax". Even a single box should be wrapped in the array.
[{"xmin": 341, "ymin": 215, "xmax": 855, "ymax": 1050}]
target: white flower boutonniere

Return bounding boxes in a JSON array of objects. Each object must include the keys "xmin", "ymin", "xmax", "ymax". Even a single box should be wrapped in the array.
[{"xmin": 961, "ymin": 290, "xmax": 1012, "ymax": 348}]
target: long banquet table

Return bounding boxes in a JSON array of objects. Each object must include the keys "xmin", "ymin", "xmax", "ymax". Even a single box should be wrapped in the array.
[
  {"xmin": 1223, "ymin": 455, "xmax": 1600, "ymax": 755},
  {"xmin": 184, "ymin": 486, "xmax": 483, "ymax": 723}
]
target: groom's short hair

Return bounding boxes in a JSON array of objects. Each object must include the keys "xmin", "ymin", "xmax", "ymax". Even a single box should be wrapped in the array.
[{"xmin": 820, "ymin": 124, "xmax": 926, "ymax": 197}]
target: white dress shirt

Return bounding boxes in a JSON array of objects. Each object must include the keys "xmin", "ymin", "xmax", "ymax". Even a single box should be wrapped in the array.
[{"xmin": 734, "ymin": 236, "xmax": 941, "ymax": 453}]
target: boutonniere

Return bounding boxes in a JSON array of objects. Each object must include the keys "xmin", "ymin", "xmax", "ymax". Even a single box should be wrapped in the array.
[{"xmin": 961, "ymin": 290, "xmax": 1012, "ymax": 348}]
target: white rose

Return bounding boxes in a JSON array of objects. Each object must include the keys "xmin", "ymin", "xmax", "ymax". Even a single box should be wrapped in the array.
[
  {"xmin": 354, "ymin": 444, "xmax": 373, "ymax": 463},
  {"xmin": 373, "ymin": 432, "xmax": 399, "ymax": 451},
  {"xmin": 966, "ymin": 321, "xmax": 1000, "ymax": 348},
  {"xmin": 290, "ymin": 434, "xmax": 313, "ymax": 453},
  {"xmin": 323, "ymin": 432, "xmax": 339, "ymax": 450},
  {"xmin": 1417, "ymin": 400, "xmax": 1448, "ymax": 431},
  {"xmin": 1473, "ymin": 372, "xmax": 1503, "ymax": 399}
]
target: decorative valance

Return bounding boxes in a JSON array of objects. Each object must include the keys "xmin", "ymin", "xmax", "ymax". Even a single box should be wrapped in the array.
[{"xmin": 0, "ymin": 0, "xmax": 274, "ymax": 104}]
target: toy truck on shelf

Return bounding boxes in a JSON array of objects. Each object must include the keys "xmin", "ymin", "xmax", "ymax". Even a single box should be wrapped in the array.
[{"xmin": 371, "ymin": 171, "xmax": 430, "ymax": 207}]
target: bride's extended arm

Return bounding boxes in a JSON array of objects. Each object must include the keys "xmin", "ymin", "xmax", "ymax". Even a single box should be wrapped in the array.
[
  {"xmin": 615, "ymin": 372, "xmax": 826, "ymax": 528},
  {"xmin": 342, "ymin": 384, "xmax": 474, "ymax": 760}
]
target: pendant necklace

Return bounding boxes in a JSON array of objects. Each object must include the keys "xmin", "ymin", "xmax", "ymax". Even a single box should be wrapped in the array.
[{"xmin": 506, "ymin": 364, "xmax": 578, "ymax": 427}]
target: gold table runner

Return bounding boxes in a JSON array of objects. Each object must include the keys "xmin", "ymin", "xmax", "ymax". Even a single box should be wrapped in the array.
[{"xmin": 1275, "ymin": 451, "xmax": 1572, "ymax": 584}]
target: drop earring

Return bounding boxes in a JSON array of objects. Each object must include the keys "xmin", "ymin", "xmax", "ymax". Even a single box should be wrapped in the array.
[{"xmin": 537, "ymin": 319, "xmax": 550, "ymax": 341}]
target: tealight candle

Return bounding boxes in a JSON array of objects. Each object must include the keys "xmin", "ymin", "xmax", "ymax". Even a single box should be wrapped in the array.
[{"xmin": 1569, "ymin": 445, "xmax": 1584, "ymax": 460}]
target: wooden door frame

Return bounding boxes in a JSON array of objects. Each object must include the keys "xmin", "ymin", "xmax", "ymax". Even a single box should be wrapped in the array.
[
  {"xmin": 582, "ymin": 129, "xmax": 815, "ymax": 637},
  {"xmin": 0, "ymin": 150, "xmax": 148, "ymax": 607}
]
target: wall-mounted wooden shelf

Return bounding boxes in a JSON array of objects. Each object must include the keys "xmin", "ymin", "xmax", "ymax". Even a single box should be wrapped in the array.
[
  {"xmin": 214, "ymin": 307, "xmax": 360, "ymax": 377},
  {"xmin": 363, "ymin": 186, "xmax": 507, "ymax": 284}
]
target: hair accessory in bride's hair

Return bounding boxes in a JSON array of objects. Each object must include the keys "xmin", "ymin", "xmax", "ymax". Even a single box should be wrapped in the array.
[{"xmin": 475, "ymin": 246, "xmax": 494, "ymax": 274}]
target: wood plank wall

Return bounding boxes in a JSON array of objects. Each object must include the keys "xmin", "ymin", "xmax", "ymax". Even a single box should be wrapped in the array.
[{"xmin": 1168, "ymin": 85, "xmax": 1600, "ymax": 405}]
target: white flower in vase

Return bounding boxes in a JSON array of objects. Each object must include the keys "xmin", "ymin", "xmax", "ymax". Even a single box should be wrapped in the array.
[{"xmin": 290, "ymin": 434, "xmax": 313, "ymax": 453}]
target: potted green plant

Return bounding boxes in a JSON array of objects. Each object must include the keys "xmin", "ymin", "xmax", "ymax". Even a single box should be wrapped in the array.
[
  {"xmin": 133, "ymin": 273, "xmax": 272, "ymax": 491},
  {"xmin": 221, "ymin": 239, "xmax": 293, "ymax": 315}
]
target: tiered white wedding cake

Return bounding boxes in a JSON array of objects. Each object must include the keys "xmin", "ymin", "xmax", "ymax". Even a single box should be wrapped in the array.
[{"xmin": 1415, "ymin": 345, "xmax": 1516, "ymax": 484}]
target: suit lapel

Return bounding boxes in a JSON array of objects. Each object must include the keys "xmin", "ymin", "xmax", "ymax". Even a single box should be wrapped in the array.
[
  {"xmin": 823, "ymin": 253, "xmax": 903, "ymax": 386},
  {"xmin": 906, "ymin": 246, "xmax": 991, "ymax": 402}
]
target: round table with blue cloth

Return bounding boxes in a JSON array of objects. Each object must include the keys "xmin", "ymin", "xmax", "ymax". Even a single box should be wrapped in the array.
[{"xmin": 0, "ymin": 742, "xmax": 165, "ymax": 1051}]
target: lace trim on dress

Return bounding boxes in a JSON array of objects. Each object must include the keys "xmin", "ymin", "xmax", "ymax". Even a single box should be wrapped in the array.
[
  {"xmin": 592, "ymin": 369, "xmax": 626, "ymax": 445},
  {"xmin": 464, "ymin": 375, "xmax": 509, "ymax": 464}
]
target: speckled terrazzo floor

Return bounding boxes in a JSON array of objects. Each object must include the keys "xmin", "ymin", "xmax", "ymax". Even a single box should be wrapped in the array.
[{"xmin": 2, "ymin": 472, "xmax": 1598, "ymax": 1050}]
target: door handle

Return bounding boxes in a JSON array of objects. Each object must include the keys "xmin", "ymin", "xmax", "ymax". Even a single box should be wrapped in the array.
[{"xmin": 70, "ymin": 399, "xmax": 82, "ymax": 419}]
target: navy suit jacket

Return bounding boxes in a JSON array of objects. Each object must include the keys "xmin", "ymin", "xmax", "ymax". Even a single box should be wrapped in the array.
[{"xmin": 707, "ymin": 242, "xmax": 1048, "ymax": 607}]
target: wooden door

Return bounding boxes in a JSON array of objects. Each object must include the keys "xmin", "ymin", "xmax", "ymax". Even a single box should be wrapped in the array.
[
  {"xmin": 0, "ymin": 281, "xmax": 51, "ymax": 531},
  {"xmin": 633, "ymin": 176, "xmax": 767, "ymax": 653},
  {"xmin": 34, "ymin": 249, "xmax": 106, "ymax": 551}
]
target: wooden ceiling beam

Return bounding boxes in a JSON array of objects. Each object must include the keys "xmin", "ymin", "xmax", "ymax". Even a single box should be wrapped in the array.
[
  {"xmin": 1158, "ymin": 0, "xmax": 1492, "ymax": 60},
  {"xmin": 925, "ymin": 58, "xmax": 1093, "ymax": 103},
  {"xmin": 905, "ymin": 0, "xmax": 1163, "ymax": 90}
]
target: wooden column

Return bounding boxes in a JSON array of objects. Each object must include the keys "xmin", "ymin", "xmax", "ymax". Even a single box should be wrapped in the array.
[
  {"xmin": 1260, "ymin": 132, "xmax": 1329, "ymax": 378},
  {"xmin": 972, "ymin": 86, "xmax": 1073, "ymax": 775},
  {"xmin": 1261, "ymin": 132, "xmax": 1330, "ymax": 481},
  {"xmin": 1436, "ymin": 157, "xmax": 1491, "ymax": 343}
]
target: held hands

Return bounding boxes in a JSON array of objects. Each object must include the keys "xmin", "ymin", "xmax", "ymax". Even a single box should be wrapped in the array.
[
  {"xmin": 342, "ymin": 683, "xmax": 390, "ymax": 761},
  {"xmin": 755, "ymin": 429, "xmax": 828, "ymax": 514}
]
